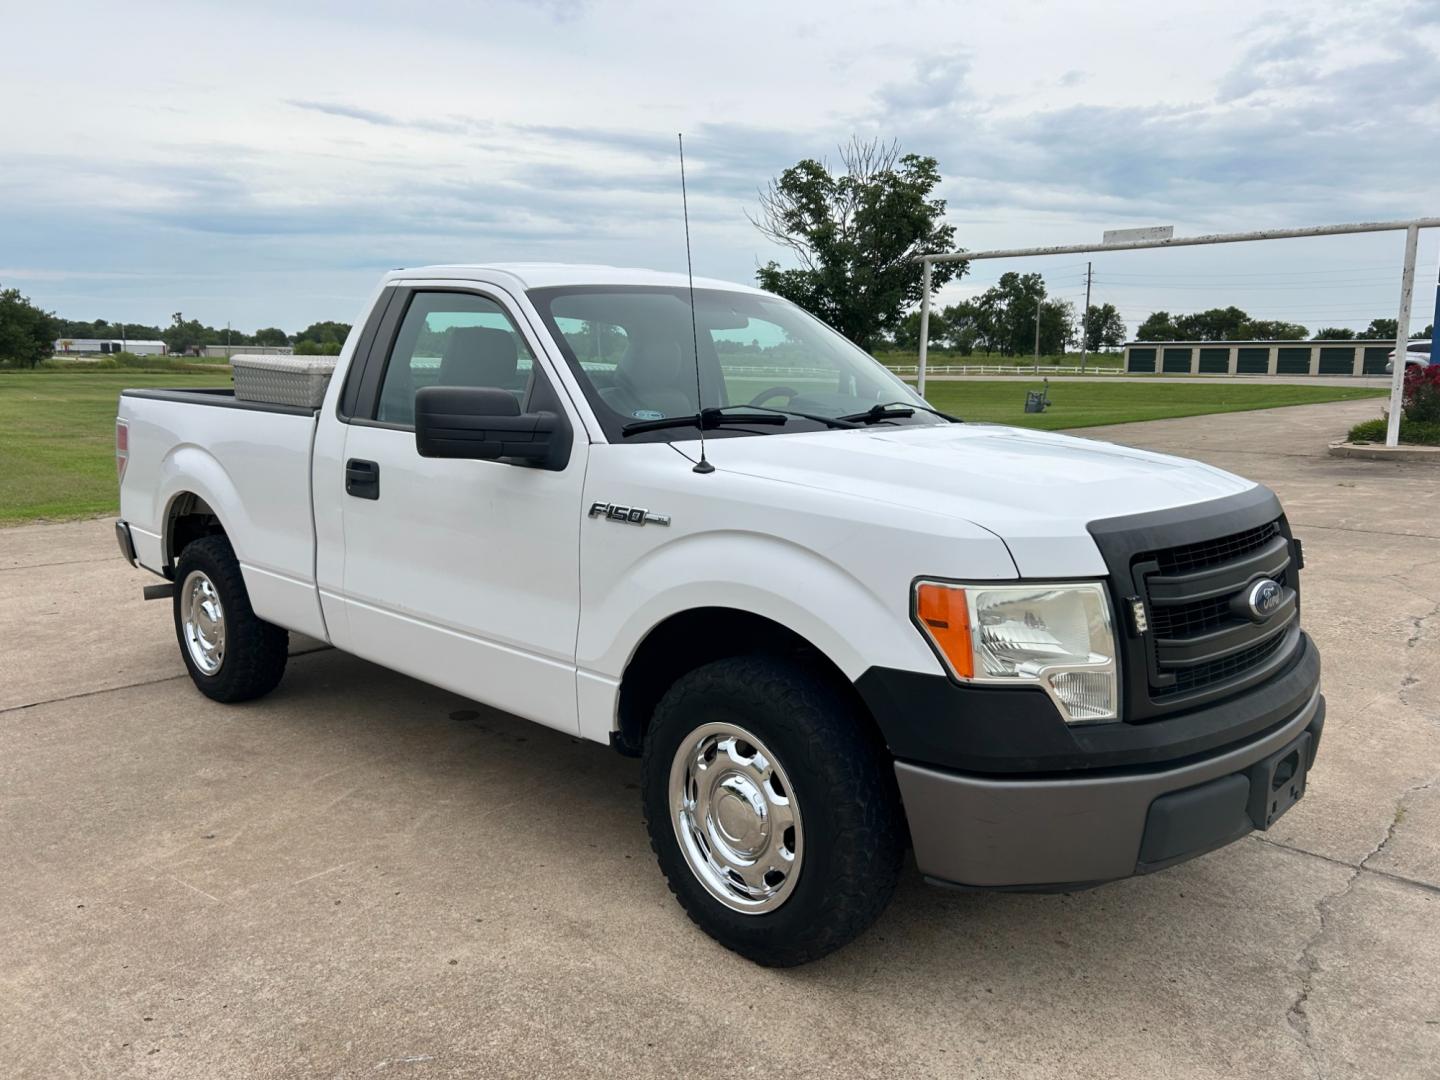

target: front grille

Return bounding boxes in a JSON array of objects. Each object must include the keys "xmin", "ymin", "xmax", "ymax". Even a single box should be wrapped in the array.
[
  {"xmin": 1151, "ymin": 521, "xmax": 1280, "ymax": 575},
  {"xmin": 1088, "ymin": 488, "xmax": 1303, "ymax": 722},
  {"xmin": 1146, "ymin": 593, "xmax": 1232, "ymax": 638},
  {"xmin": 1137, "ymin": 518, "xmax": 1298, "ymax": 705},
  {"xmin": 1152, "ymin": 630, "xmax": 1290, "ymax": 699}
]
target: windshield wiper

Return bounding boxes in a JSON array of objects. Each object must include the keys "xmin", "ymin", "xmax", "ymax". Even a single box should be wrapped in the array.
[
  {"xmin": 837, "ymin": 400, "xmax": 963, "ymax": 424},
  {"xmin": 714, "ymin": 404, "xmax": 861, "ymax": 430},
  {"xmin": 622, "ymin": 407, "xmax": 788, "ymax": 437}
]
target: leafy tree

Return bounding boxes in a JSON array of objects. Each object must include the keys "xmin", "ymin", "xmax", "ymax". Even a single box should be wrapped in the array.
[
  {"xmin": 252, "ymin": 327, "xmax": 290, "ymax": 347},
  {"xmin": 294, "ymin": 320, "xmax": 352, "ymax": 348},
  {"xmin": 0, "ymin": 285, "xmax": 57, "ymax": 367},
  {"xmin": 1038, "ymin": 299, "xmax": 1076, "ymax": 355},
  {"xmin": 1174, "ymin": 306, "xmax": 1250, "ymax": 341},
  {"xmin": 1245, "ymin": 319, "xmax": 1308, "ymax": 340},
  {"xmin": 294, "ymin": 339, "xmax": 342, "ymax": 356},
  {"xmin": 1365, "ymin": 318, "xmax": 1398, "ymax": 339},
  {"xmin": 1083, "ymin": 303, "xmax": 1127, "ymax": 351},
  {"xmin": 1137, "ymin": 311, "xmax": 1179, "ymax": 341},
  {"xmin": 162, "ymin": 312, "xmax": 215, "ymax": 355},
  {"xmin": 890, "ymin": 309, "xmax": 948, "ymax": 351},
  {"xmin": 1314, "ymin": 327, "xmax": 1355, "ymax": 339},
  {"xmin": 939, "ymin": 300, "xmax": 982, "ymax": 354},
  {"xmin": 751, "ymin": 138, "xmax": 963, "ymax": 349}
]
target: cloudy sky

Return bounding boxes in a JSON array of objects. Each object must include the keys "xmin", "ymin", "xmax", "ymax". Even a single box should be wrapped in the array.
[{"xmin": 2, "ymin": 0, "xmax": 1438, "ymax": 336}]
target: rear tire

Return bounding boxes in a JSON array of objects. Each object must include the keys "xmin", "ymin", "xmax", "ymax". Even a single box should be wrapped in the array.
[
  {"xmin": 172, "ymin": 535, "xmax": 288, "ymax": 703},
  {"xmin": 641, "ymin": 655, "xmax": 905, "ymax": 966}
]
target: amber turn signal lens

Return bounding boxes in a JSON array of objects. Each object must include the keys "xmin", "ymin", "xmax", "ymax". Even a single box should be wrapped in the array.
[{"xmin": 915, "ymin": 582, "xmax": 974, "ymax": 679}]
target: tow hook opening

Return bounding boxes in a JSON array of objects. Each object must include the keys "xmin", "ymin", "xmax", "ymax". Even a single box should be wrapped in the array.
[{"xmin": 1272, "ymin": 751, "xmax": 1299, "ymax": 791}]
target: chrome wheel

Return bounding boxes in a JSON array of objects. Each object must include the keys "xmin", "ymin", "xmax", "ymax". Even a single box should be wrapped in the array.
[
  {"xmin": 180, "ymin": 569, "xmax": 226, "ymax": 675},
  {"xmin": 668, "ymin": 722, "xmax": 803, "ymax": 914}
]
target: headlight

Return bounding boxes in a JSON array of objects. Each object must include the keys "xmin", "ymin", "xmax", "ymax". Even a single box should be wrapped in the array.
[{"xmin": 914, "ymin": 580, "xmax": 1118, "ymax": 723}]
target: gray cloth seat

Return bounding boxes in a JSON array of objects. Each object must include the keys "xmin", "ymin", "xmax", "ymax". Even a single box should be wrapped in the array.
[
  {"xmin": 603, "ymin": 337, "xmax": 696, "ymax": 418},
  {"xmin": 440, "ymin": 326, "xmax": 519, "ymax": 389}
]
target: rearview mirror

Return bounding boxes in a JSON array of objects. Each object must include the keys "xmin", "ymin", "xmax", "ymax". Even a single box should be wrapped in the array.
[{"xmin": 414, "ymin": 386, "xmax": 571, "ymax": 470}]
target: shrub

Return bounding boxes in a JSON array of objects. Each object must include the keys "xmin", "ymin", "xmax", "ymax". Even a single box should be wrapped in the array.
[
  {"xmin": 1348, "ymin": 416, "xmax": 1440, "ymax": 446},
  {"xmin": 1402, "ymin": 364, "xmax": 1440, "ymax": 424}
]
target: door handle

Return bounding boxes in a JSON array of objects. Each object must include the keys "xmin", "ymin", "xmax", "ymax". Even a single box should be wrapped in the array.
[{"xmin": 345, "ymin": 458, "xmax": 380, "ymax": 500}]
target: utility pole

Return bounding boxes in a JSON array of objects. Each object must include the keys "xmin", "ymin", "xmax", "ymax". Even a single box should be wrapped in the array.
[
  {"xmin": 1033, "ymin": 290, "xmax": 1042, "ymax": 372},
  {"xmin": 1080, "ymin": 261, "xmax": 1093, "ymax": 374}
]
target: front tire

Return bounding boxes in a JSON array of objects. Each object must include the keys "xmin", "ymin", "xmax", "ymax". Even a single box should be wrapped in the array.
[
  {"xmin": 172, "ymin": 535, "xmax": 288, "ymax": 703},
  {"xmin": 641, "ymin": 655, "xmax": 905, "ymax": 966}
]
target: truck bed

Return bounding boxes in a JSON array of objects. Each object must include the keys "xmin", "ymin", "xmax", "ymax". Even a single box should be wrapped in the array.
[{"xmin": 118, "ymin": 387, "xmax": 328, "ymax": 641}]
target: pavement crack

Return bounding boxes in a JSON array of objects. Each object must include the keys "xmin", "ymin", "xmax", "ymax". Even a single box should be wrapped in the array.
[
  {"xmin": 1282, "ymin": 771, "xmax": 1440, "ymax": 1077},
  {"xmin": 1286, "ymin": 861, "xmax": 1357, "ymax": 1080}
]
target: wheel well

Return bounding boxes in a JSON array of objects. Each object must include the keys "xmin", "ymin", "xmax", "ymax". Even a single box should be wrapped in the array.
[
  {"xmin": 165, "ymin": 493, "xmax": 226, "ymax": 574},
  {"xmin": 614, "ymin": 607, "xmax": 874, "ymax": 757}
]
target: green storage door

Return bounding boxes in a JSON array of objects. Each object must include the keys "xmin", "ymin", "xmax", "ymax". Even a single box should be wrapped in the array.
[
  {"xmin": 1237, "ymin": 347, "xmax": 1269, "ymax": 374},
  {"xmin": 1318, "ymin": 346, "xmax": 1356, "ymax": 375},
  {"xmin": 1128, "ymin": 348, "xmax": 1156, "ymax": 372},
  {"xmin": 1362, "ymin": 346, "xmax": 1390, "ymax": 374},
  {"xmin": 1276, "ymin": 347, "xmax": 1311, "ymax": 374},
  {"xmin": 1198, "ymin": 347, "xmax": 1229, "ymax": 374},
  {"xmin": 1162, "ymin": 347, "xmax": 1192, "ymax": 373}
]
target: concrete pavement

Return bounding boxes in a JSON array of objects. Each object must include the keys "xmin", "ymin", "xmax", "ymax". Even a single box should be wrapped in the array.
[{"xmin": 1, "ymin": 397, "xmax": 1436, "ymax": 1079}]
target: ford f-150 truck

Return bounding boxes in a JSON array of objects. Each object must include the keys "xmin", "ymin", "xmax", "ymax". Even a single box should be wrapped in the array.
[{"xmin": 116, "ymin": 264, "xmax": 1324, "ymax": 966}]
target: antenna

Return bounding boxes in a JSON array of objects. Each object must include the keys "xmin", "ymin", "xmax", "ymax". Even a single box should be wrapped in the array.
[{"xmin": 678, "ymin": 132, "xmax": 713, "ymax": 474}]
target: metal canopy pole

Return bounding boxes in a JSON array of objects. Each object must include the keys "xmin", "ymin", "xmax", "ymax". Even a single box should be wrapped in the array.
[
  {"xmin": 917, "ymin": 257, "xmax": 932, "ymax": 397},
  {"xmin": 915, "ymin": 218, "xmax": 1440, "ymax": 265},
  {"xmin": 1386, "ymin": 225, "xmax": 1420, "ymax": 448}
]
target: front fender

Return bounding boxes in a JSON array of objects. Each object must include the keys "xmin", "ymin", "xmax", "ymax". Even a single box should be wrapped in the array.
[{"xmin": 580, "ymin": 528, "xmax": 944, "ymax": 684}]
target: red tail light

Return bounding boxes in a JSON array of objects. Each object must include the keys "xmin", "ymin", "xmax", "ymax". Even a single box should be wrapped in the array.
[{"xmin": 116, "ymin": 418, "xmax": 129, "ymax": 482}]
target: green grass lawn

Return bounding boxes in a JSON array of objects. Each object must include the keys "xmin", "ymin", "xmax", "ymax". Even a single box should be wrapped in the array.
[
  {"xmin": 0, "ymin": 372, "xmax": 231, "ymax": 525},
  {"xmin": 917, "ymin": 379, "xmax": 1385, "ymax": 431},
  {"xmin": 0, "ymin": 370, "xmax": 1384, "ymax": 526}
]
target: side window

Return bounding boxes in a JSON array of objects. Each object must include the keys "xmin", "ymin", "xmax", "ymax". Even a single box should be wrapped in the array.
[{"xmin": 376, "ymin": 292, "xmax": 536, "ymax": 426}]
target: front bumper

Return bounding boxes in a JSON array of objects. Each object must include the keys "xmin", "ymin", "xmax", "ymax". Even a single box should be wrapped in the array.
[{"xmin": 895, "ymin": 687, "xmax": 1324, "ymax": 890}]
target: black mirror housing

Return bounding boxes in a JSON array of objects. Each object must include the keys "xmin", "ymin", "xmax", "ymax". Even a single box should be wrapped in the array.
[{"xmin": 414, "ymin": 386, "xmax": 571, "ymax": 470}]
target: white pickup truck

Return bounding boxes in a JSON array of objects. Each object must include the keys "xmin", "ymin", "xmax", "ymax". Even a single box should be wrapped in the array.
[{"xmin": 116, "ymin": 264, "xmax": 1324, "ymax": 966}]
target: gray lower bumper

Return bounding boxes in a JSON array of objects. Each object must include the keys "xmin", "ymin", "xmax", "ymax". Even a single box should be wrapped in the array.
[{"xmin": 896, "ymin": 687, "xmax": 1324, "ymax": 890}]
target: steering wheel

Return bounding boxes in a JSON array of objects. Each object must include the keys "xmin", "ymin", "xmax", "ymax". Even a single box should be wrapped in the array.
[{"xmin": 748, "ymin": 385, "xmax": 800, "ymax": 408}]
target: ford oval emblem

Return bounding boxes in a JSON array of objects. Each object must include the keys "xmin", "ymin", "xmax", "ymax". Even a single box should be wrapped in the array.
[{"xmin": 1246, "ymin": 579, "xmax": 1285, "ymax": 621}]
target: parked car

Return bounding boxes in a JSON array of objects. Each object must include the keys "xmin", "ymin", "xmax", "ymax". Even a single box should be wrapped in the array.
[
  {"xmin": 115, "ymin": 264, "xmax": 1324, "ymax": 966},
  {"xmin": 1385, "ymin": 340, "xmax": 1432, "ymax": 373}
]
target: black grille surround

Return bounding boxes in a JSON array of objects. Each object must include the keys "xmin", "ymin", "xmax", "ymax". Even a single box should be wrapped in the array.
[{"xmin": 1088, "ymin": 486, "xmax": 1304, "ymax": 723}]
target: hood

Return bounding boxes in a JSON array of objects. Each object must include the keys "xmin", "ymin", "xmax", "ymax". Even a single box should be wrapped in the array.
[{"xmin": 687, "ymin": 423, "xmax": 1255, "ymax": 577}]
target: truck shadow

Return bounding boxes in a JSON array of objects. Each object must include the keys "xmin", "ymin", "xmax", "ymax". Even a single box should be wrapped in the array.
[{"xmin": 259, "ymin": 645, "xmax": 1328, "ymax": 1018}]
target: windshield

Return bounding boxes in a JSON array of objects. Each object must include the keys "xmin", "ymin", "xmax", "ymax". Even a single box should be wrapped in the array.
[{"xmin": 527, "ymin": 285, "xmax": 940, "ymax": 441}]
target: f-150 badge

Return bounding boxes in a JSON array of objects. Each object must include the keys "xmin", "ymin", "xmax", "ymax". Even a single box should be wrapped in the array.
[{"xmin": 588, "ymin": 502, "xmax": 671, "ymax": 527}]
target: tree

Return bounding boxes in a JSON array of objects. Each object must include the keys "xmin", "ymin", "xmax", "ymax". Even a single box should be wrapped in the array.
[
  {"xmin": 751, "ymin": 138, "xmax": 963, "ymax": 349},
  {"xmin": 939, "ymin": 300, "xmax": 981, "ymax": 354},
  {"xmin": 294, "ymin": 320, "xmax": 351, "ymax": 348},
  {"xmin": 1245, "ymin": 319, "xmax": 1308, "ymax": 340},
  {"xmin": 890, "ymin": 309, "xmax": 948, "ymax": 351},
  {"xmin": 1174, "ymin": 306, "xmax": 1250, "ymax": 341},
  {"xmin": 1314, "ymin": 327, "xmax": 1355, "ymax": 339},
  {"xmin": 1365, "ymin": 318, "xmax": 1398, "ymax": 339},
  {"xmin": 253, "ymin": 327, "xmax": 289, "ymax": 347},
  {"xmin": 0, "ymin": 286, "xmax": 57, "ymax": 367},
  {"xmin": 1137, "ymin": 311, "xmax": 1179, "ymax": 341},
  {"xmin": 1083, "ymin": 303, "xmax": 1127, "ymax": 351},
  {"xmin": 163, "ymin": 312, "xmax": 213, "ymax": 355},
  {"xmin": 1038, "ymin": 299, "xmax": 1076, "ymax": 355}
]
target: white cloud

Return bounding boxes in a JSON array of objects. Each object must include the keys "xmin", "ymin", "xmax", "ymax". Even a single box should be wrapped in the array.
[{"xmin": 0, "ymin": 0, "xmax": 1436, "ymax": 334}]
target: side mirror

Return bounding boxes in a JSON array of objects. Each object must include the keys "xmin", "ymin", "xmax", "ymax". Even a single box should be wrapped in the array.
[{"xmin": 414, "ymin": 386, "xmax": 571, "ymax": 470}]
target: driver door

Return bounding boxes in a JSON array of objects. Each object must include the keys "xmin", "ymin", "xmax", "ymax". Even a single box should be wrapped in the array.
[{"xmin": 336, "ymin": 286, "xmax": 587, "ymax": 733}]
